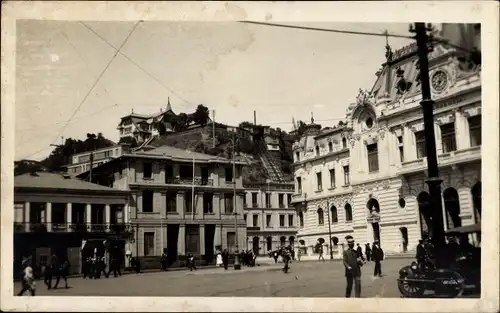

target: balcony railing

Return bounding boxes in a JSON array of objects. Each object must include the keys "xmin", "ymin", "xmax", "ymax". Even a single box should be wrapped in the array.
[
  {"xmin": 139, "ymin": 177, "xmax": 214, "ymax": 186},
  {"xmin": 400, "ymin": 145, "xmax": 481, "ymax": 175},
  {"xmin": 13, "ymin": 222, "xmax": 133, "ymax": 234}
]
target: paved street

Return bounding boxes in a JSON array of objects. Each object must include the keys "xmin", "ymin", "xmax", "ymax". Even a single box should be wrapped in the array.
[{"xmin": 15, "ymin": 258, "xmax": 416, "ymax": 297}]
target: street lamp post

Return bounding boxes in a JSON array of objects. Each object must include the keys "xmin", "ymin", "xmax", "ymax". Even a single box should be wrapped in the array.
[
  {"xmin": 410, "ymin": 22, "xmax": 446, "ymax": 268},
  {"xmin": 231, "ymin": 134, "xmax": 241, "ymax": 270},
  {"xmin": 325, "ymin": 198, "xmax": 334, "ymax": 260}
]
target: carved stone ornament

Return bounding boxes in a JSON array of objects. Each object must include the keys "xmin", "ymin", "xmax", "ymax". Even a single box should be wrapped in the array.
[
  {"xmin": 431, "ymin": 69, "xmax": 449, "ymax": 93},
  {"xmin": 356, "ymin": 88, "xmax": 373, "ymax": 105},
  {"xmin": 378, "ymin": 128, "xmax": 387, "ymax": 139}
]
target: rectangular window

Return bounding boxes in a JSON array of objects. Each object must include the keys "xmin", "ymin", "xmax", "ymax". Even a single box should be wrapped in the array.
[
  {"xmin": 266, "ymin": 214, "xmax": 272, "ymax": 227},
  {"xmin": 143, "ymin": 162, "xmax": 152, "ymax": 179},
  {"xmin": 343, "ymin": 165, "xmax": 350, "ymax": 185},
  {"xmin": 328, "ymin": 141, "xmax": 333, "ymax": 152},
  {"xmin": 225, "ymin": 167, "xmax": 233, "ymax": 183},
  {"xmin": 224, "ymin": 194, "xmax": 234, "ymax": 213},
  {"xmin": 203, "ymin": 193, "xmax": 213, "ymax": 213},
  {"xmin": 252, "ymin": 192, "xmax": 258, "ymax": 208},
  {"xmin": 165, "ymin": 164, "xmax": 174, "ymax": 180},
  {"xmin": 14, "ymin": 203, "xmax": 24, "ymax": 222},
  {"xmin": 297, "ymin": 177, "xmax": 302, "ymax": 193},
  {"xmin": 441, "ymin": 123, "xmax": 456, "ymax": 153},
  {"xmin": 278, "ymin": 194, "xmax": 284, "ymax": 208},
  {"xmin": 396, "ymin": 136, "xmax": 404, "ymax": 163},
  {"xmin": 265, "ymin": 193, "xmax": 271, "ymax": 208},
  {"xmin": 185, "ymin": 191, "xmax": 193, "ymax": 213},
  {"xmin": 227, "ymin": 232, "xmax": 236, "ymax": 254},
  {"xmin": 179, "ymin": 165, "xmax": 192, "ymax": 179},
  {"xmin": 244, "ymin": 214, "xmax": 247, "ymax": 222},
  {"xmin": 142, "ymin": 190, "xmax": 154, "ymax": 212},
  {"xmin": 143, "ymin": 232, "xmax": 155, "ymax": 256},
  {"xmin": 288, "ymin": 214, "xmax": 294, "ymax": 227},
  {"xmin": 252, "ymin": 214, "xmax": 259, "ymax": 227},
  {"xmin": 287, "ymin": 194, "xmax": 292, "ymax": 207},
  {"xmin": 316, "ymin": 172, "xmax": 323, "ymax": 191},
  {"xmin": 295, "ymin": 151, "xmax": 300, "ymax": 162},
  {"xmin": 329, "ymin": 169, "xmax": 336, "ymax": 188},
  {"xmin": 469, "ymin": 115, "xmax": 481, "ymax": 147},
  {"xmin": 243, "ymin": 194, "xmax": 247, "ymax": 207},
  {"xmin": 166, "ymin": 192, "xmax": 177, "ymax": 212},
  {"xmin": 279, "ymin": 214, "xmax": 285, "ymax": 227},
  {"xmin": 415, "ymin": 131, "xmax": 427, "ymax": 159},
  {"xmin": 367, "ymin": 143, "xmax": 379, "ymax": 172}
]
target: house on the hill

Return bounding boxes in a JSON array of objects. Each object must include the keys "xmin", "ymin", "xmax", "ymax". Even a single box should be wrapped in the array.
[
  {"xmin": 117, "ymin": 99, "xmax": 177, "ymax": 144},
  {"xmin": 76, "ymin": 145, "xmax": 247, "ymax": 267}
]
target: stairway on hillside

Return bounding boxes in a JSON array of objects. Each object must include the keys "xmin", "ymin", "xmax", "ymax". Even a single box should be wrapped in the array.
[{"xmin": 257, "ymin": 139, "xmax": 285, "ymax": 183}]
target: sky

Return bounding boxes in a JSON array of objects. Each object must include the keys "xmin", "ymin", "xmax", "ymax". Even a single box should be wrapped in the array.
[{"xmin": 15, "ymin": 20, "xmax": 415, "ymax": 161}]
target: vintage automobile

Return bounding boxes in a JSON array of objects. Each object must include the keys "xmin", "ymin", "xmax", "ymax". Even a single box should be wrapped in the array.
[{"xmin": 397, "ymin": 223, "xmax": 481, "ymax": 298}]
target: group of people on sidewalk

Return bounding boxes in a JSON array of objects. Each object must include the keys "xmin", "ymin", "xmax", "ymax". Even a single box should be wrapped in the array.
[{"xmin": 17, "ymin": 254, "xmax": 70, "ymax": 296}]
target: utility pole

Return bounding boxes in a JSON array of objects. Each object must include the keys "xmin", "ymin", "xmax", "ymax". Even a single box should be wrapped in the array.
[
  {"xmin": 410, "ymin": 22, "xmax": 446, "ymax": 268},
  {"xmin": 253, "ymin": 110, "xmax": 257, "ymax": 125},
  {"xmin": 212, "ymin": 110, "xmax": 216, "ymax": 148}
]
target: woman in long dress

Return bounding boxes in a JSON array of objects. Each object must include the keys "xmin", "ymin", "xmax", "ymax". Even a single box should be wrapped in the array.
[{"xmin": 216, "ymin": 249, "xmax": 223, "ymax": 267}]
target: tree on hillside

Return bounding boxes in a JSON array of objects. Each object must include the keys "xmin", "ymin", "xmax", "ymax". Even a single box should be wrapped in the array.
[
  {"xmin": 193, "ymin": 104, "xmax": 210, "ymax": 126},
  {"xmin": 39, "ymin": 133, "xmax": 115, "ymax": 172},
  {"xmin": 118, "ymin": 136, "xmax": 138, "ymax": 148}
]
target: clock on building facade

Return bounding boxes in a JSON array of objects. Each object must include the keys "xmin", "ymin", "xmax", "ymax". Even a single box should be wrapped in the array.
[{"xmin": 431, "ymin": 70, "xmax": 448, "ymax": 92}]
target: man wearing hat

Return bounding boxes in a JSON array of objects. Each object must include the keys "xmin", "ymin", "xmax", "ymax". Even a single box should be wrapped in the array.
[{"xmin": 343, "ymin": 235, "xmax": 363, "ymax": 298}]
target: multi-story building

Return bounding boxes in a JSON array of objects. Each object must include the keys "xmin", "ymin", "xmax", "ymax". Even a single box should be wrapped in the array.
[
  {"xmin": 13, "ymin": 172, "xmax": 131, "ymax": 275},
  {"xmin": 292, "ymin": 27, "xmax": 481, "ymax": 257},
  {"xmin": 243, "ymin": 181, "xmax": 296, "ymax": 254},
  {"xmin": 117, "ymin": 99, "xmax": 177, "ymax": 144},
  {"xmin": 65, "ymin": 144, "xmax": 128, "ymax": 175},
  {"xmin": 77, "ymin": 145, "xmax": 247, "ymax": 266}
]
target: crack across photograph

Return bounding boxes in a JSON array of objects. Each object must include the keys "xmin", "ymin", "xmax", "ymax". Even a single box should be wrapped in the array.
[{"xmin": 13, "ymin": 21, "xmax": 481, "ymax": 299}]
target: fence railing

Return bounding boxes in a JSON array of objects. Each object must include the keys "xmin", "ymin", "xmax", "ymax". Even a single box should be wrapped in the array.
[{"xmin": 13, "ymin": 222, "xmax": 133, "ymax": 234}]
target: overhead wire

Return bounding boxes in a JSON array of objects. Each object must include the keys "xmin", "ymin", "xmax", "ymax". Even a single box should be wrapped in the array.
[
  {"xmin": 20, "ymin": 21, "xmax": 141, "ymax": 160},
  {"xmin": 80, "ymin": 21, "xmax": 194, "ymax": 108}
]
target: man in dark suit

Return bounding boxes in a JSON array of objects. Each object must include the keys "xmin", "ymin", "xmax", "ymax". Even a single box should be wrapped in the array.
[
  {"xmin": 343, "ymin": 236, "xmax": 363, "ymax": 298},
  {"xmin": 372, "ymin": 240, "xmax": 384, "ymax": 277}
]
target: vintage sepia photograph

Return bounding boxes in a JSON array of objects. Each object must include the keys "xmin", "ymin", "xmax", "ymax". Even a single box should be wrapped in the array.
[{"xmin": 2, "ymin": 1, "xmax": 499, "ymax": 312}]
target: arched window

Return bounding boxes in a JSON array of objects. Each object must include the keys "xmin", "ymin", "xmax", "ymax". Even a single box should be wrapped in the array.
[
  {"xmin": 299, "ymin": 239, "xmax": 305, "ymax": 246},
  {"xmin": 280, "ymin": 236, "xmax": 286, "ymax": 246},
  {"xmin": 330, "ymin": 205, "xmax": 338, "ymax": 223},
  {"xmin": 332, "ymin": 236, "xmax": 339, "ymax": 246},
  {"xmin": 344, "ymin": 203, "xmax": 353, "ymax": 222},
  {"xmin": 367, "ymin": 198, "xmax": 380, "ymax": 213},
  {"xmin": 299, "ymin": 212, "xmax": 304, "ymax": 227},
  {"xmin": 443, "ymin": 188, "xmax": 462, "ymax": 228},
  {"xmin": 471, "ymin": 182, "xmax": 481, "ymax": 222},
  {"xmin": 266, "ymin": 236, "xmax": 272, "ymax": 251},
  {"xmin": 317, "ymin": 208, "xmax": 324, "ymax": 225},
  {"xmin": 328, "ymin": 141, "xmax": 333, "ymax": 152},
  {"xmin": 289, "ymin": 236, "xmax": 295, "ymax": 247},
  {"xmin": 315, "ymin": 146, "xmax": 320, "ymax": 156},
  {"xmin": 342, "ymin": 137, "xmax": 347, "ymax": 149}
]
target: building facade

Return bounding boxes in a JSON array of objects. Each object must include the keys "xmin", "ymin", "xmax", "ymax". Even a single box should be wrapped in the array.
[
  {"xmin": 66, "ymin": 144, "xmax": 128, "ymax": 175},
  {"xmin": 78, "ymin": 145, "xmax": 247, "ymax": 266},
  {"xmin": 292, "ymin": 37, "xmax": 481, "ymax": 256},
  {"xmin": 13, "ymin": 172, "xmax": 131, "ymax": 276},
  {"xmin": 243, "ymin": 181, "xmax": 297, "ymax": 254}
]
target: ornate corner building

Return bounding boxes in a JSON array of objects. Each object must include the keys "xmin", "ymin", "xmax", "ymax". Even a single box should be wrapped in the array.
[{"xmin": 291, "ymin": 26, "xmax": 481, "ymax": 256}]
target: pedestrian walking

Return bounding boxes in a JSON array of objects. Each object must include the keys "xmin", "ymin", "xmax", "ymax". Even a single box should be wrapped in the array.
[
  {"xmin": 273, "ymin": 250, "xmax": 279, "ymax": 264},
  {"xmin": 107, "ymin": 254, "xmax": 122, "ymax": 277},
  {"xmin": 365, "ymin": 243, "xmax": 372, "ymax": 262},
  {"xmin": 161, "ymin": 250, "xmax": 168, "ymax": 271},
  {"xmin": 222, "ymin": 249, "xmax": 229, "ymax": 270},
  {"xmin": 318, "ymin": 245, "xmax": 325, "ymax": 261},
  {"xmin": 187, "ymin": 253, "xmax": 197, "ymax": 271},
  {"xmin": 343, "ymin": 236, "xmax": 363, "ymax": 298},
  {"xmin": 54, "ymin": 260, "xmax": 70, "ymax": 289},
  {"xmin": 44, "ymin": 255, "xmax": 58, "ymax": 290},
  {"xmin": 372, "ymin": 241, "xmax": 384, "ymax": 278},
  {"xmin": 17, "ymin": 257, "xmax": 36, "ymax": 296},
  {"xmin": 297, "ymin": 248, "xmax": 301, "ymax": 262},
  {"xmin": 282, "ymin": 247, "xmax": 291, "ymax": 273},
  {"xmin": 356, "ymin": 244, "xmax": 365, "ymax": 261}
]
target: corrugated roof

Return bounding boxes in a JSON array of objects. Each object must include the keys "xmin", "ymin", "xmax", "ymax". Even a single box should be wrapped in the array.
[
  {"xmin": 132, "ymin": 145, "xmax": 233, "ymax": 163},
  {"xmin": 15, "ymin": 172, "xmax": 126, "ymax": 193}
]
